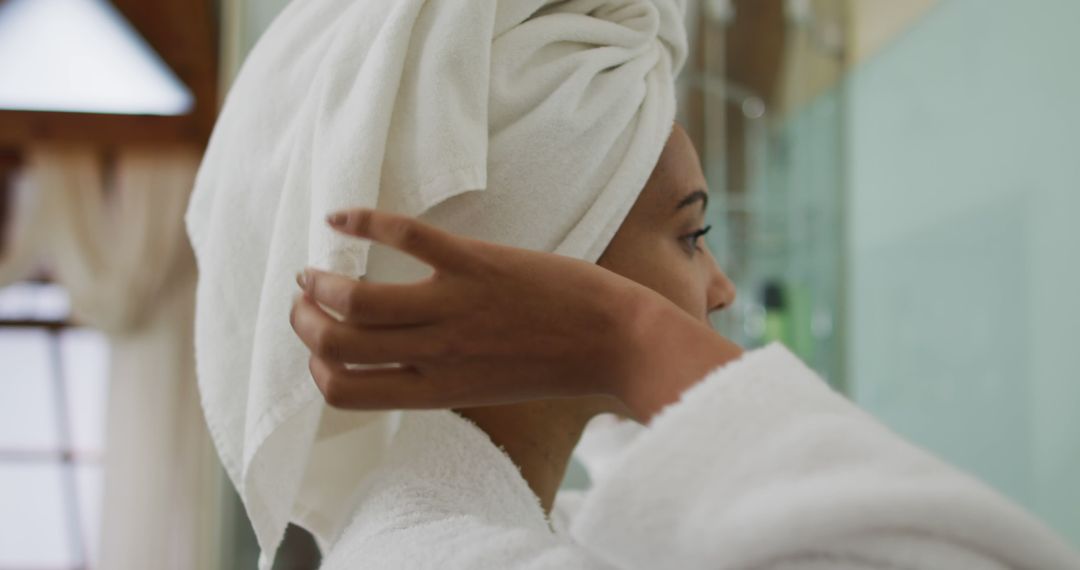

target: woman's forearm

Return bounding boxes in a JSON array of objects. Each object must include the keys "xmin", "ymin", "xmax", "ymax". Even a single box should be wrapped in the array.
[{"xmin": 291, "ymin": 208, "xmax": 745, "ymax": 415}]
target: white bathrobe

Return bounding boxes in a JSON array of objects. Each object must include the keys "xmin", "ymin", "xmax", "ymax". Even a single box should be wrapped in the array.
[{"xmin": 318, "ymin": 344, "xmax": 1080, "ymax": 570}]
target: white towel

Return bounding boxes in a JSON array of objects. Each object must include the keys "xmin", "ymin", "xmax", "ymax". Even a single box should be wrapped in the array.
[
  {"xmin": 184, "ymin": 0, "xmax": 687, "ymax": 566},
  {"xmin": 319, "ymin": 345, "xmax": 1080, "ymax": 569}
]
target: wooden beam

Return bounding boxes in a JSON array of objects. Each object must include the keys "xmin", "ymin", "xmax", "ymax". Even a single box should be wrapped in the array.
[
  {"xmin": 0, "ymin": 319, "xmax": 73, "ymax": 330},
  {"xmin": 723, "ymin": 0, "xmax": 786, "ymax": 198},
  {"xmin": 108, "ymin": 0, "xmax": 219, "ymax": 140},
  {"xmin": 0, "ymin": 149, "xmax": 21, "ymax": 259},
  {"xmin": 0, "ymin": 110, "xmax": 202, "ymax": 146},
  {"xmin": 725, "ymin": 0, "xmax": 787, "ymax": 107},
  {"xmin": 0, "ymin": 0, "xmax": 218, "ymax": 146}
]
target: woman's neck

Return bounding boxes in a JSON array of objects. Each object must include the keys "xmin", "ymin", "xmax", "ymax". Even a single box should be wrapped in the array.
[{"xmin": 458, "ymin": 398, "xmax": 612, "ymax": 514}]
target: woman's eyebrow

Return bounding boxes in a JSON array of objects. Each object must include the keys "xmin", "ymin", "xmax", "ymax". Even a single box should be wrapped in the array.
[{"xmin": 675, "ymin": 189, "xmax": 708, "ymax": 213}]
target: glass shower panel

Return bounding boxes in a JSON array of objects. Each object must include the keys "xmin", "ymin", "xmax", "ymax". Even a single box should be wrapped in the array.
[
  {"xmin": 844, "ymin": 0, "xmax": 1080, "ymax": 548},
  {"xmin": 685, "ymin": 0, "xmax": 848, "ymax": 388}
]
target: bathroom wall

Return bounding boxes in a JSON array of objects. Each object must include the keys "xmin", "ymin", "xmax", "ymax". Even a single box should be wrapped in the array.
[{"xmin": 845, "ymin": 0, "xmax": 1080, "ymax": 545}]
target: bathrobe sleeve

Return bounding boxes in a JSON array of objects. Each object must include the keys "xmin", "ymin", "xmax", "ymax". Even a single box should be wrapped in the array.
[{"xmin": 569, "ymin": 343, "xmax": 1080, "ymax": 570}]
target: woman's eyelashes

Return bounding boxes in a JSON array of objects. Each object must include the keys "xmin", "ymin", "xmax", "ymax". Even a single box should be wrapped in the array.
[{"xmin": 679, "ymin": 224, "xmax": 712, "ymax": 256}]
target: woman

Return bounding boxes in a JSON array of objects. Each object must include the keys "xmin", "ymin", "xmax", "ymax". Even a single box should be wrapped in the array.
[
  {"xmin": 187, "ymin": 0, "xmax": 692, "ymax": 565},
  {"xmin": 186, "ymin": 0, "xmax": 1078, "ymax": 567},
  {"xmin": 290, "ymin": 125, "xmax": 1080, "ymax": 569}
]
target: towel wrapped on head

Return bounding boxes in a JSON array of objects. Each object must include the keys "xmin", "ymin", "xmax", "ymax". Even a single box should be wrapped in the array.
[{"xmin": 185, "ymin": 0, "xmax": 687, "ymax": 566}]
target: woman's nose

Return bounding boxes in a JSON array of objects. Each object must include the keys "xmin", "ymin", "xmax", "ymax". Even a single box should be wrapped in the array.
[
  {"xmin": 708, "ymin": 271, "xmax": 736, "ymax": 314},
  {"xmin": 704, "ymin": 248, "xmax": 736, "ymax": 314}
]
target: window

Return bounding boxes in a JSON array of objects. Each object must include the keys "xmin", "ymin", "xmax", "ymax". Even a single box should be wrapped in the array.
[
  {"xmin": 0, "ymin": 282, "xmax": 109, "ymax": 570},
  {"xmin": 0, "ymin": 0, "xmax": 193, "ymax": 115}
]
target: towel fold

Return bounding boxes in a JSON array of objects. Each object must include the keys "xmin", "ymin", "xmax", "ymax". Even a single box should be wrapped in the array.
[{"xmin": 185, "ymin": 0, "xmax": 687, "ymax": 566}]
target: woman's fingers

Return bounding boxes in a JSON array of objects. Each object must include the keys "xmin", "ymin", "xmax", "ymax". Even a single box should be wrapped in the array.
[
  {"xmin": 326, "ymin": 208, "xmax": 474, "ymax": 272},
  {"xmin": 290, "ymin": 294, "xmax": 453, "ymax": 364},
  {"xmin": 308, "ymin": 357, "xmax": 434, "ymax": 410},
  {"xmin": 301, "ymin": 268, "xmax": 442, "ymax": 326},
  {"xmin": 307, "ymin": 357, "xmax": 525, "ymax": 410}
]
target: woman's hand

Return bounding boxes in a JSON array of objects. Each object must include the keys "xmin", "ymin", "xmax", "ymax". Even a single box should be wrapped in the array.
[{"xmin": 289, "ymin": 209, "xmax": 742, "ymax": 421}]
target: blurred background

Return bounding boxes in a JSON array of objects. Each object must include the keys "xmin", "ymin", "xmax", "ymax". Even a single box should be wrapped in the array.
[{"xmin": 0, "ymin": 0, "xmax": 1076, "ymax": 568}]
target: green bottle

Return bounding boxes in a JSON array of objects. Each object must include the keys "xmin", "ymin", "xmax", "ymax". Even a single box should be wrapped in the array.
[{"xmin": 762, "ymin": 280, "xmax": 789, "ymax": 347}]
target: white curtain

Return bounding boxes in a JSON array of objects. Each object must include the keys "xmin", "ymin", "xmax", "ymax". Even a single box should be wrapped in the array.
[{"xmin": 0, "ymin": 146, "xmax": 222, "ymax": 570}]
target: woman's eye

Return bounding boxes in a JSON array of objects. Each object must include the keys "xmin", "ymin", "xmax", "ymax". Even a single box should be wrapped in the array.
[{"xmin": 680, "ymin": 225, "xmax": 712, "ymax": 254}]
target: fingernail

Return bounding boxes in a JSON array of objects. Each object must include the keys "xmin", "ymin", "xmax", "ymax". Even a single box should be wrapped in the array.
[
  {"xmin": 296, "ymin": 271, "xmax": 307, "ymax": 291},
  {"xmin": 326, "ymin": 211, "xmax": 347, "ymax": 226}
]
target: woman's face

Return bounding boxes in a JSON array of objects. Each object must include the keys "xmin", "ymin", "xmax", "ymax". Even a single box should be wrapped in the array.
[{"xmin": 598, "ymin": 123, "xmax": 736, "ymax": 322}]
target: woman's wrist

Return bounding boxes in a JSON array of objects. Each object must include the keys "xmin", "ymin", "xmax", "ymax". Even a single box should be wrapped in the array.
[{"xmin": 612, "ymin": 287, "xmax": 744, "ymax": 422}]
